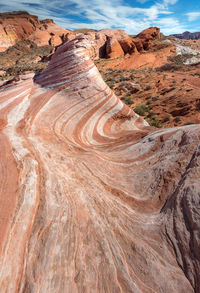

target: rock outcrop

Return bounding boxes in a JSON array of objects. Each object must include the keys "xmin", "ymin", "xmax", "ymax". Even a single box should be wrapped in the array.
[
  {"xmin": 0, "ymin": 33, "xmax": 199, "ymax": 293},
  {"xmin": 132, "ymin": 27, "xmax": 161, "ymax": 52},
  {"xmin": 136, "ymin": 27, "xmax": 160, "ymax": 40},
  {"xmin": 0, "ymin": 12, "xmax": 164, "ymax": 65},
  {"xmin": 0, "ymin": 11, "xmax": 70, "ymax": 52},
  {"xmin": 71, "ymin": 27, "xmax": 160, "ymax": 61},
  {"xmin": 172, "ymin": 31, "xmax": 200, "ymax": 40}
]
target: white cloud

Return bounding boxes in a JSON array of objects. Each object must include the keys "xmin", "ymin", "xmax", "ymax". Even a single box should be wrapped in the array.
[
  {"xmin": 186, "ymin": 12, "xmax": 200, "ymax": 22},
  {"xmin": 0, "ymin": 0, "xmax": 185, "ymax": 35},
  {"xmin": 154, "ymin": 17, "xmax": 186, "ymax": 34}
]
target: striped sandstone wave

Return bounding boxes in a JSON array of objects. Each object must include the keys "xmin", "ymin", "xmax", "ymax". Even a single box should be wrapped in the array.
[{"xmin": 0, "ymin": 36, "xmax": 200, "ymax": 292}]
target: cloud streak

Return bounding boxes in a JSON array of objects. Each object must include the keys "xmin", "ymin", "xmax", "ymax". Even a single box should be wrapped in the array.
[
  {"xmin": 186, "ymin": 12, "xmax": 200, "ymax": 22},
  {"xmin": 0, "ymin": 0, "xmax": 188, "ymax": 34}
]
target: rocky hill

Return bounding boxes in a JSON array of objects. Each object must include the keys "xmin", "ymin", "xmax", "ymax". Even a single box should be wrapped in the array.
[
  {"xmin": 172, "ymin": 31, "xmax": 200, "ymax": 40},
  {"xmin": 0, "ymin": 32, "xmax": 200, "ymax": 292},
  {"xmin": 0, "ymin": 11, "xmax": 70, "ymax": 52}
]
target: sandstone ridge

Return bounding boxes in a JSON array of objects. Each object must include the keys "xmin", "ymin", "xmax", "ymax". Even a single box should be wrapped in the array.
[{"xmin": 0, "ymin": 34, "xmax": 200, "ymax": 292}]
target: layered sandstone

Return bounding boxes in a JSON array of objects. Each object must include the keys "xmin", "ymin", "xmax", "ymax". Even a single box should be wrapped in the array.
[
  {"xmin": 136, "ymin": 27, "xmax": 160, "ymax": 40},
  {"xmin": 0, "ymin": 11, "xmax": 39, "ymax": 51},
  {"xmin": 28, "ymin": 19, "xmax": 70, "ymax": 47},
  {"xmin": 72, "ymin": 28, "xmax": 153, "ymax": 61},
  {"xmin": 0, "ymin": 34, "xmax": 199, "ymax": 292},
  {"xmin": 0, "ymin": 11, "xmax": 70, "ymax": 52}
]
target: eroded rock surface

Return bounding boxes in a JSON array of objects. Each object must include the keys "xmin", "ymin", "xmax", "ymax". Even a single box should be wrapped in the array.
[
  {"xmin": 0, "ymin": 35, "xmax": 199, "ymax": 292},
  {"xmin": 0, "ymin": 11, "xmax": 70, "ymax": 52}
]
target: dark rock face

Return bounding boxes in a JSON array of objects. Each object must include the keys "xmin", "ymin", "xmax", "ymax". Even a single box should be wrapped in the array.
[{"xmin": 172, "ymin": 31, "xmax": 200, "ymax": 40}]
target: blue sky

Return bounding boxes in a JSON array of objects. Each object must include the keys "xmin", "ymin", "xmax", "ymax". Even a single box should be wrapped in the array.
[{"xmin": 0, "ymin": 0, "xmax": 200, "ymax": 35}]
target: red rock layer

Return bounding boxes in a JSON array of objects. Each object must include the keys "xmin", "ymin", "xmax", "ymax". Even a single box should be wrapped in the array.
[
  {"xmin": 82, "ymin": 27, "xmax": 161, "ymax": 60},
  {"xmin": 0, "ymin": 35, "xmax": 199, "ymax": 292},
  {"xmin": 0, "ymin": 11, "xmax": 70, "ymax": 51},
  {"xmin": 0, "ymin": 12, "xmax": 39, "ymax": 51}
]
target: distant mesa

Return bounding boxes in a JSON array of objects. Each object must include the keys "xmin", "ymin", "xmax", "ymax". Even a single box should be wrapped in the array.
[{"xmin": 172, "ymin": 31, "xmax": 200, "ymax": 40}]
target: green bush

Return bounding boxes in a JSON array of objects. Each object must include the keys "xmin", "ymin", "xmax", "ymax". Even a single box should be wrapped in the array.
[
  {"xmin": 134, "ymin": 104, "xmax": 149, "ymax": 116},
  {"xmin": 106, "ymin": 80, "xmax": 115, "ymax": 89},
  {"xmin": 147, "ymin": 118, "xmax": 162, "ymax": 128},
  {"xmin": 122, "ymin": 95, "xmax": 133, "ymax": 105}
]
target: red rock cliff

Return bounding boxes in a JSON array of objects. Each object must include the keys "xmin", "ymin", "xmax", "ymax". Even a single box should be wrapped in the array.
[{"xmin": 0, "ymin": 11, "xmax": 70, "ymax": 51}]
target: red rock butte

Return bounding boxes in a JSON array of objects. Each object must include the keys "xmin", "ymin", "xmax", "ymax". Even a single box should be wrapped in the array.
[
  {"xmin": 0, "ymin": 34, "xmax": 200, "ymax": 292},
  {"xmin": 0, "ymin": 11, "xmax": 70, "ymax": 52}
]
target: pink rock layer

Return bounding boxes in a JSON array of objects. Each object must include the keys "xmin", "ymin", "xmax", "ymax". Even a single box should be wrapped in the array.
[{"xmin": 0, "ymin": 35, "xmax": 199, "ymax": 292}]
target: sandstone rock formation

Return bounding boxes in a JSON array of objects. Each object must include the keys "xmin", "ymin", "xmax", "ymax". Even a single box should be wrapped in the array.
[
  {"xmin": 28, "ymin": 19, "xmax": 70, "ymax": 47},
  {"xmin": 0, "ymin": 11, "xmax": 70, "ymax": 52},
  {"xmin": 0, "ymin": 11, "xmax": 39, "ymax": 51},
  {"xmin": 71, "ymin": 27, "xmax": 159, "ymax": 61},
  {"xmin": 136, "ymin": 27, "xmax": 160, "ymax": 40},
  {"xmin": 132, "ymin": 27, "xmax": 161, "ymax": 52},
  {"xmin": 106, "ymin": 36, "xmax": 125, "ymax": 58},
  {"xmin": 0, "ymin": 34, "xmax": 199, "ymax": 293}
]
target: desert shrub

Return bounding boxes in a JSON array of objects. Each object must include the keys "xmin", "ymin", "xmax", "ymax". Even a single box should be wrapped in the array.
[
  {"xmin": 105, "ymin": 77, "xmax": 115, "ymax": 82},
  {"xmin": 122, "ymin": 95, "xmax": 133, "ymax": 105},
  {"xmin": 134, "ymin": 104, "xmax": 149, "ymax": 116},
  {"xmin": 119, "ymin": 76, "xmax": 131, "ymax": 82},
  {"xmin": 156, "ymin": 63, "xmax": 183, "ymax": 72},
  {"xmin": 145, "ymin": 85, "xmax": 152, "ymax": 91},
  {"xmin": 147, "ymin": 112, "xmax": 156, "ymax": 118},
  {"xmin": 163, "ymin": 116, "xmax": 170, "ymax": 122},
  {"xmin": 147, "ymin": 118, "xmax": 162, "ymax": 128},
  {"xmin": 152, "ymin": 97, "xmax": 159, "ymax": 101},
  {"xmin": 174, "ymin": 116, "xmax": 181, "ymax": 123},
  {"xmin": 106, "ymin": 80, "xmax": 115, "ymax": 89},
  {"xmin": 105, "ymin": 78, "xmax": 115, "ymax": 89}
]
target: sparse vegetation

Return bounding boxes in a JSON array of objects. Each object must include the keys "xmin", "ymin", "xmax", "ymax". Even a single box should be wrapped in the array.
[
  {"xmin": 0, "ymin": 39, "xmax": 52, "ymax": 79},
  {"xmin": 95, "ymin": 57, "xmax": 200, "ymax": 128},
  {"xmin": 122, "ymin": 95, "xmax": 134, "ymax": 105},
  {"xmin": 105, "ymin": 78, "xmax": 115, "ymax": 89},
  {"xmin": 134, "ymin": 104, "xmax": 149, "ymax": 116},
  {"xmin": 147, "ymin": 117, "xmax": 162, "ymax": 128},
  {"xmin": 119, "ymin": 76, "xmax": 131, "ymax": 82}
]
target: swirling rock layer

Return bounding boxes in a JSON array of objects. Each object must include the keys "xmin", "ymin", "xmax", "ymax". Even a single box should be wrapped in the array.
[{"xmin": 0, "ymin": 36, "xmax": 200, "ymax": 292}]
